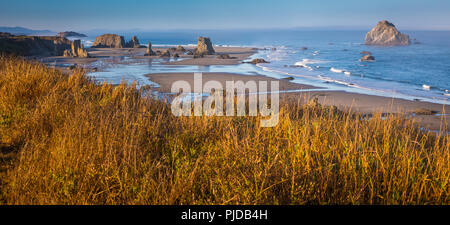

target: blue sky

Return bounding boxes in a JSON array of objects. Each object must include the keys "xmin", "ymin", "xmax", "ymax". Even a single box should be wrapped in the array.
[{"xmin": 1, "ymin": 0, "xmax": 450, "ymax": 31}]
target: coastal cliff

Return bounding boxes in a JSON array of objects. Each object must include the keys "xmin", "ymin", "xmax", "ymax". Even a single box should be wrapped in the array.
[{"xmin": 0, "ymin": 34, "xmax": 71, "ymax": 56}]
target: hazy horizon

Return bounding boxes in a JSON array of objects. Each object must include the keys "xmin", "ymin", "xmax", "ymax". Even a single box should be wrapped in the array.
[{"xmin": 1, "ymin": 0, "xmax": 450, "ymax": 31}]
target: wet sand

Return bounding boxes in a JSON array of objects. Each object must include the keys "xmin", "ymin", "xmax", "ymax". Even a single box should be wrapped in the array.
[
  {"xmin": 146, "ymin": 72, "xmax": 317, "ymax": 93},
  {"xmin": 146, "ymin": 72, "xmax": 449, "ymax": 131}
]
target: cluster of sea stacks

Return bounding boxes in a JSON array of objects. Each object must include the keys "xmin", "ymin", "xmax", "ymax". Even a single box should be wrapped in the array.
[
  {"xmin": 141, "ymin": 36, "xmax": 216, "ymax": 58},
  {"xmin": 63, "ymin": 40, "xmax": 89, "ymax": 58}
]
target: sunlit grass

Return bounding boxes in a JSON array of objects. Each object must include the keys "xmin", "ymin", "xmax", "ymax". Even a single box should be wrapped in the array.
[{"xmin": 0, "ymin": 56, "xmax": 448, "ymax": 205}]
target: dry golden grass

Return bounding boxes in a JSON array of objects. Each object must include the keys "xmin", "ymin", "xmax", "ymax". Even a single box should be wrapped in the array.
[{"xmin": 0, "ymin": 56, "xmax": 448, "ymax": 205}]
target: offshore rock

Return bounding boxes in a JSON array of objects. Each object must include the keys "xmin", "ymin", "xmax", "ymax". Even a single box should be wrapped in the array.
[
  {"xmin": 195, "ymin": 37, "xmax": 215, "ymax": 55},
  {"xmin": 365, "ymin": 20, "xmax": 410, "ymax": 46},
  {"xmin": 92, "ymin": 34, "xmax": 126, "ymax": 48}
]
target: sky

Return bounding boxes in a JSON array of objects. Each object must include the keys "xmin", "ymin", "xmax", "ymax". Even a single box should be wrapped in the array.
[{"xmin": 1, "ymin": 0, "xmax": 450, "ymax": 31}]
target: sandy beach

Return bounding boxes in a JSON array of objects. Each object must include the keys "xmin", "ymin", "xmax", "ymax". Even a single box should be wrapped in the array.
[
  {"xmin": 39, "ymin": 45, "xmax": 449, "ymax": 131},
  {"xmin": 288, "ymin": 91, "xmax": 449, "ymax": 131}
]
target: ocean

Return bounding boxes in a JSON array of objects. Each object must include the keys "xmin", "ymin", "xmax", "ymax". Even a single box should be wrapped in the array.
[{"xmin": 80, "ymin": 29, "xmax": 450, "ymax": 104}]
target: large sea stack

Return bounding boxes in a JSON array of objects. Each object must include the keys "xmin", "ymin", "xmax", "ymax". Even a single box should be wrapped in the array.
[
  {"xmin": 91, "ymin": 34, "xmax": 126, "ymax": 48},
  {"xmin": 195, "ymin": 37, "xmax": 215, "ymax": 55},
  {"xmin": 365, "ymin": 20, "xmax": 410, "ymax": 46}
]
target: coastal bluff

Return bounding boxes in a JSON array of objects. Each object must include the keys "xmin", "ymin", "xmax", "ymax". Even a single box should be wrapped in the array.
[
  {"xmin": 365, "ymin": 20, "xmax": 410, "ymax": 46},
  {"xmin": 0, "ymin": 34, "xmax": 71, "ymax": 56}
]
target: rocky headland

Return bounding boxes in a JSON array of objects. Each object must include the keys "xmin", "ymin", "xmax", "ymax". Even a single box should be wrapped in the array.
[{"xmin": 57, "ymin": 31, "xmax": 87, "ymax": 38}]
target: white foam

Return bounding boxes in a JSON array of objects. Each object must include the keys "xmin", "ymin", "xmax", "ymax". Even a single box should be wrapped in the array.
[
  {"xmin": 83, "ymin": 40, "xmax": 94, "ymax": 47},
  {"xmin": 216, "ymin": 44, "xmax": 250, "ymax": 48},
  {"xmin": 330, "ymin": 67, "xmax": 344, "ymax": 73},
  {"xmin": 253, "ymin": 48, "xmax": 448, "ymax": 105},
  {"xmin": 256, "ymin": 64, "xmax": 313, "ymax": 80},
  {"xmin": 295, "ymin": 59, "xmax": 325, "ymax": 66},
  {"xmin": 294, "ymin": 61, "xmax": 306, "ymax": 67},
  {"xmin": 422, "ymin": 84, "xmax": 431, "ymax": 90},
  {"xmin": 266, "ymin": 49, "xmax": 288, "ymax": 61},
  {"xmin": 261, "ymin": 66, "xmax": 272, "ymax": 72},
  {"xmin": 316, "ymin": 75, "xmax": 378, "ymax": 92},
  {"xmin": 294, "ymin": 59, "xmax": 330, "ymax": 71}
]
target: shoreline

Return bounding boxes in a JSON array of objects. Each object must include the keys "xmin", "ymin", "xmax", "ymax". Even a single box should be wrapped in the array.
[
  {"xmin": 38, "ymin": 45, "xmax": 448, "ymax": 130},
  {"xmin": 146, "ymin": 71, "xmax": 449, "ymax": 131},
  {"xmin": 146, "ymin": 72, "xmax": 318, "ymax": 93}
]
